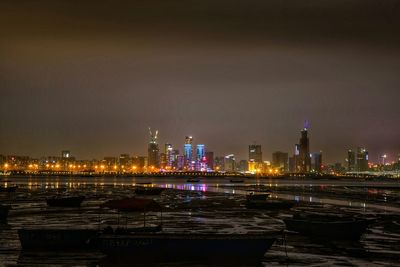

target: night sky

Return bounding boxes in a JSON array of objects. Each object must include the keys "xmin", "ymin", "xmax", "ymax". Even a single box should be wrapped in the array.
[{"xmin": 1, "ymin": 0, "xmax": 400, "ymax": 163}]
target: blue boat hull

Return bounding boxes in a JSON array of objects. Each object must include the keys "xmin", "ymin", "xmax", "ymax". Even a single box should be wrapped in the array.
[{"xmin": 93, "ymin": 233, "xmax": 277, "ymax": 261}]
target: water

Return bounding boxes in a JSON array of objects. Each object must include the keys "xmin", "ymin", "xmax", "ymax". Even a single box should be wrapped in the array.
[{"xmin": 0, "ymin": 176, "xmax": 399, "ymax": 266}]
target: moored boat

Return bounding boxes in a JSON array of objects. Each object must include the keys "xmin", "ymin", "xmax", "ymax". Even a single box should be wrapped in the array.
[
  {"xmin": 134, "ymin": 187, "xmax": 164, "ymax": 196},
  {"xmin": 283, "ymin": 213, "xmax": 372, "ymax": 240},
  {"xmin": 229, "ymin": 179, "xmax": 244, "ymax": 183},
  {"xmin": 186, "ymin": 179, "xmax": 200, "ymax": 183},
  {"xmin": 46, "ymin": 196, "xmax": 85, "ymax": 207},
  {"xmin": 246, "ymin": 192, "xmax": 270, "ymax": 201},
  {"xmin": 0, "ymin": 204, "xmax": 11, "ymax": 222},
  {"xmin": 0, "ymin": 185, "xmax": 18, "ymax": 193},
  {"xmin": 18, "ymin": 229, "xmax": 99, "ymax": 250},
  {"xmin": 92, "ymin": 232, "xmax": 279, "ymax": 261}
]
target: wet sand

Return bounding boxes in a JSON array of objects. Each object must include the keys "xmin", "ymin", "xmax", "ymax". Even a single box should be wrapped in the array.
[{"xmin": 0, "ymin": 176, "xmax": 399, "ymax": 266}]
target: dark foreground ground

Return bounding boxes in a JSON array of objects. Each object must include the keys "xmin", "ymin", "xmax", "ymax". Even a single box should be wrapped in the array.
[{"xmin": 0, "ymin": 176, "xmax": 399, "ymax": 266}]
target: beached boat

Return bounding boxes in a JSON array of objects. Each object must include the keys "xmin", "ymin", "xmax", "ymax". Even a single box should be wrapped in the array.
[
  {"xmin": 246, "ymin": 192, "xmax": 270, "ymax": 201},
  {"xmin": 283, "ymin": 213, "xmax": 372, "ymax": 240},
  {"xmin": 92, "ymin": 232, "xmax": 279, "ymax": 261},
  {"xmin": 0, "ymin": 186, "xmax": 18, "ymax": 193},
  {"xmin": 229, "ymin": 179, "xmax": 244, "ymax": 183},
  {"xmin": 46, "ymin": 196, "xmax": 85, "ymax": 207},
  {"xmin": 18, "ymin": 229, "xmax": 99, "ymax": 250},
  {"xmin": 246, "ymin": 199, "xmax": 295, "ymax": 210},
  {"xmin": 134, "ymin": 187, "xmax": 164, "ymax": 196},
  {"xmin": 0, "ymin": 204, "xmax": 11, "ymax": 222}
]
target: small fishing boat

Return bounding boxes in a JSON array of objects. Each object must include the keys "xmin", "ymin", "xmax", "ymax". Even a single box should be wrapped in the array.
[
  {"xmin": 186, "ymin": 179, "xmax": 200, "ymax": 183},
  {"xmin": 18, "ymin": 229, "xmax": 99, "ymax": 250},
  {"xmin": 46, "ymin": 196, "xmax": 85, "ymax": 207},
  {"xmin": 0, "ymin": 204, "xmax": 11, "ymax": 222},
  {"xmin": 134, "ymin": 187, "xmax": 164, "ymax": 196},
  {"xmin": 246, "ymin": 192, "xmax": 270, "ymax": 201},
  {"xmin": 229, "ymin": 179, "xmax": 244, "ymax": 183},
  {"xmin": 283, "ymin": 213, "xmax": 372, "ymax": 240},
  {"xmin": 246, "ymin": 199, "xmax": 295, "ymax": 210},
  {"xmin": 0, "ymin": 185, "xmax": 18, "ymax": 193},
  {"xmin": 92, "ymin": 232, "xmax": 279, "ymax": 261}
]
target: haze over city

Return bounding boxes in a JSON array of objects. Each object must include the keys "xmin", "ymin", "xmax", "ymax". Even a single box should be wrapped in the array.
[{"xmin": 1, "ymin": 0, "xmax": 400, "ymax": 163}]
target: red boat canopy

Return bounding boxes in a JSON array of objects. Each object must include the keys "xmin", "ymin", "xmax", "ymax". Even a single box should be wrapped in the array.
[{"xmin": 100, "ymin": 197, "xmax": 162, "ymax": 212}]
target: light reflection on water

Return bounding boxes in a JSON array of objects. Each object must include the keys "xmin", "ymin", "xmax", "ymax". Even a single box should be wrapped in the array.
[{"xmin": 3, "ymin": 176, "xmax": 400, "ymax": 212}]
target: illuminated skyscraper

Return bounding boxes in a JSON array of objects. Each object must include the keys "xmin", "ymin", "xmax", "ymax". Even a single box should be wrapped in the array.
[
  {"xmin": 249, "ymin": 145, "xmax": 262, "ymax": 163},
  {"xmin": 347, "ymin": 150, "xmax": 356, "ymax": 171},
  {"xmin": 184, "ymin": 136, "xmax": 193, "ymax": 169},
  {"xmin": 311, "ymin": 152, "xmax": 322, "ymax": 172},
  {"xmin": 165, "ymin": 143, "xmax": 174, "ymax": 168},
  {"xmin": 298, "ymin": 121, "xmax": 311, "ymax": 173},
  {"xmin": 356, "ymin": 147, "xmax": 369, "ymax": 172},
  {"xmin": 61, "ymin": 150, "xmax": 71, "ymax": 159},
  {"xmin": 196, "ymin": 144, "xmax": 205, "ymax": 171},
  {"xmin": 147, "ymin": 128, "xmax": 160, "ymax": 168},
  {"xmin": 224, "ymin": 154, "xmax": 236, "ymax": 172},
  {"xmin": 272, "ymin": 151, "xmax": 289, "ymax": 172},
  {"xmin": 205, "ymin": 151, "xmax": 214, "ymax": 170}
]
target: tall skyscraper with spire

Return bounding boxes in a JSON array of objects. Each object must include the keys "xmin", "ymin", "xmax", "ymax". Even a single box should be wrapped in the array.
[
  {"xmin": 298, "ymin": 121, "xmax": 311, "ymax": 173},
  {"xmin": 147, "ymin": 127, "xmax": 160, "ymax": 168}
]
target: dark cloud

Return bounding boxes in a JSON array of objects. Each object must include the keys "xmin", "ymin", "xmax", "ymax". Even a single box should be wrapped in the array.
[{"xmin": 1, "ymin": 0, "xmax": 400, "ymax": 163}]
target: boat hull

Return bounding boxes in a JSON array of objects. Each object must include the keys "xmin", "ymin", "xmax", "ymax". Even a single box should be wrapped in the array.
[
  {"xmin": 46, "ymin": 196, "xmax": 85, "ymax": 207},
  {"xmin": 284, "ymin": 218, "xmax": 370, "ymax": 240},
  {"xmin": 0, "ymin": 205, "xmax": 11, "ymax": 222},
  {"xmin": 93, "ymin": 233, "xmax": 277, "ymax": 261},
  {"xmin": 18, "ymin": 229, "xmax": 98, "ymax": 250}
]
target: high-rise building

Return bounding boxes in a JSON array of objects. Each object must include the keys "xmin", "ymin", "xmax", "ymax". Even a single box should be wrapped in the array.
[
  {"xmin": 195, "ymin": 144, "xmax": 206, "ymax": 171},
  {"xmin": 288, "ymin": 156, "xmax": 296, "ymax": 172},
  {"xmin": 272, "ymin": 151, "xmax": 289, "ymax": 172},
  {"xmin": 224, "ymin": 154, "xmax": 236, "ymax": 172},
  {"xmin": 214, "ymin": 156, "xmax": 225, "ymax": 171},
  {"xmin": 347, "ymin": 150, "xmax": 356, "ymax": 171},
  {"xmin": 238, "ymin": 160, "xmax": 248, "ymax": 172},
  {"xmin": 61, "ymin": 150, "xmax": 71, "ymax": 159},
  {"xmin": 249, "ymin": 145, "xmax": 262, "ymax": 163},
  {"xmin": 356, "ymin": 147, "xmax": 369, "ymax": 172},
  {"xmin": 184, "ymin": 136, "xmax": 193, "ymax": 169},
  {"xmin": 205, "ymin": 151, "xmax": 214, "ymax": 170},
  {"xmin": 311, "ymin": 152, "xmax": 322, "ymax": 172},
  {"xmin": 298, "ymin": 122, "xmax": 311, "ymax": 173},
  {"xmin": 132, "ymin": 156, "xmax": 146, "ymax": 172},
  {"xmin": 147, "ymin": 128, "xmax": 160, "ymax": 168},
  {"xmin": 175, "ymin": 155, "xmax": 184, "ymax": 170},
  {"xmin": 165, "ymin": 144, "xmax": 174, "ymax": 168},
  {"xmin": 119, "ymin": 154, "xmax": 131, "ymax": 167}
]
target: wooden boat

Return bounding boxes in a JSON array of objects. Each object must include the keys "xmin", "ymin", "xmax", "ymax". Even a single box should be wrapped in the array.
[
  {"xmin": 186, "ymin": 179, "xmax": 200, "ymax": 183},
  {"xmin": 134, "ymin": 187, "xmax": 164, "ymax": 196},
  {"xmin": 246, "ymin": 199, "xmax": 295, "ymax": 210},
  {"xmin": 283, "ymin": 213, "xmax": 372, "ymax": 240},
  {"xmin": 18, "ymin": 229, "xmax": 99, "ymax": 250},
  {"xmin": 46, "ymin": 196, "xmax": 85, "ymax": 207},
  {"xmin": 101, "ymin": 197, "xmax": 162, "ymax": 213},
  {"xmin": 92, "ymin": 232, "xmax": 279, "ymax": 261},
  {"xmin": 246, "ymin": 192, "xmax": 270, "ymax": 201},
  {"xmin": 0, "ymin": 204, "xmax": 11, "ymax": 222},
  {"xmin": 0, "ymin": 185, "xmax": 18, "ymax": 193},
  {"xmin": 229, "ymin": 179, "xmax": 244, "ymax": 183}
]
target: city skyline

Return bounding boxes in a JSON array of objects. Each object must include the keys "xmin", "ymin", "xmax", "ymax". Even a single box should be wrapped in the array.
[{"xmin": 1, "ymin": 124, "xmax": 399, "ymax": 166}]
